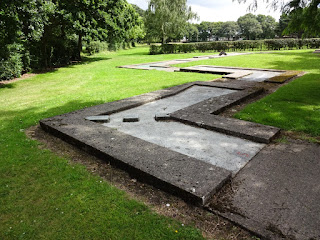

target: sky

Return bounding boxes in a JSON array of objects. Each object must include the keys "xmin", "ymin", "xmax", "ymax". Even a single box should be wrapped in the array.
[{"xmin": 127, "ymin": 0, "xmax": 290, "ymax": 22}]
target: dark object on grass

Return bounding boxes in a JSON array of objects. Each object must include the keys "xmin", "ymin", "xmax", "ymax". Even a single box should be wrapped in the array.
[{"xmin": 219, "ymin": 51, "xmax": 227, "ymax": 56}]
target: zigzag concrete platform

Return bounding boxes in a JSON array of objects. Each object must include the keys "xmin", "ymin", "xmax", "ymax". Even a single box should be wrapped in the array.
[
  {"xmin": 40, "ymin": 77, "xmax": 282, "ymax": 205},
  {"xmin": 40, "ymin": 52, "xmax": 315, "ymax": 239}
]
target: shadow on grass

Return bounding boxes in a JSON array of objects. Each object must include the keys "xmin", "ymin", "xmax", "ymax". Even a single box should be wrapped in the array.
[
  {"xmin": 0, "ymin": 100, "xmax": 106, "ymax": 132},
  {"xmin": 237, "ymin": 95, "xmax": 320, "ymax": 136},
  {"xmin": 264, "ymin": 51, "xmax": 320, "ymax": 72},
  {"xmin": 120, "ymin": 50, "xmax": 150, "ymax": 56},
  {"xmin": 0, "ymin": 83, "xmax": 15, "ymax": 89},
  {"xmin": 30, "ymin": 56, "xmax": 111, "ymax": 73},
  {"xmin": 32, "ymin": 68, "xmax": 58, "ymax": 74},
  {"xmin": 79, "ymin": 56, "xmax": 111, "ymax": 64}
]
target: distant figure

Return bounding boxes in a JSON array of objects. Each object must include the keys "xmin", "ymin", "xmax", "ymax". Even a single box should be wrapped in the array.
[{"xmin": 219, "ymin": 51, "xmax": 227, "ymax": 56}]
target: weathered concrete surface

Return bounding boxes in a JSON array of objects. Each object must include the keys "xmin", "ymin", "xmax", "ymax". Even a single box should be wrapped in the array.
[
  {"xmin": 42, "ymin": 82, "xmax": 252, "ymax": 205},
  {"xmin": 169, "ymin": 88, "xmax": 263, "ymax": 115},
  {"xmin": 208, "ymin": 140, "xmax": 320, "ymax": 240},
  {"xmin": 119, "ymin": 52, "xmax": 254, "ymax": 72},
  {"xmin": 180, "ymin": 66, "xmax": 283, "ymax": 82},
  {"xmin": 168, "ymin": 87, "xmax": 280, "ymax": 144},
  {"xmin": 103, "ymin": 86, "xmax": 265, "ymax": 174},
  {"xmin": 40, "ymin": 80, "xmax": 271, "ymax": 204},
  {"xmin": 40, "ymin": 111, "xmax": 232, "ymax": 206},
  {"xmin": 40, "ymin": 63, "xmax": 301, "ymax": 209},
  {"xmin": 223, "ymin": 71, "xmax": 252, "ymax": 79},
  {"xmin": 170, "ymin": 113, "xmax": 280, "ymax": 144}
]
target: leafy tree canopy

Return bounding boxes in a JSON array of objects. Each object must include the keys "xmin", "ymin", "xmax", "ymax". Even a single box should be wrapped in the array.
[
  {"xmin": 0, "ymin": 0, "xmax": 144, "ymax": 79},
  {"xmin": 145, "ymin": 0, "xmax": 197, "ymax": 44},
  {"xmin": 236, "ymin": 0, "xmax": 320, "ymax": 35},
  {"xmin": 237, "ymin": 13, "xmax": 263, "ymax": 39}
]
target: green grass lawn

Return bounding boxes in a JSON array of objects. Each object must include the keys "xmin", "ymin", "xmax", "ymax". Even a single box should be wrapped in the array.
[
  {"xmin": 0, "ymin": 47, "xmax": 220, "ymax": 240},
  {"xmin": 177, "ymin": 50, "xmax": 320, "ymax": 138},
  {"xmin": 0, "ymin": 46, "xmax": 319, "ymax": 240}
]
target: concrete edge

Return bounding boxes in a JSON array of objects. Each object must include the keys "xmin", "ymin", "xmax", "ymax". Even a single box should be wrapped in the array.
[
  {"xmin": 181, "ymin": 65, "xmax": 286, "ymax": 73},
  {"xmin": 40, "ymin": 119, "xmax": 232, "ymax": 206},
  {"xmin": 205, "ymin": 207, "xmax": 279, "ymax": 240}
]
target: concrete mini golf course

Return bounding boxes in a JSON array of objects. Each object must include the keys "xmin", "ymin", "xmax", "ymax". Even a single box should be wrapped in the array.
[
  {"xmin": 40, "ymin": 53, "xmax": 320, "ymax": 239},
  {"xmin": 102, "ymin": 86, "xmax": 264, "ymax": 174}
]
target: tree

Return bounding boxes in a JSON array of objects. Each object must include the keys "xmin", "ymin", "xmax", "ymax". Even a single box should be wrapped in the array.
[
  {"xmin": 220, "ymin": 21, "xmax": 240, "ymax": 40},
  {"xmin": 198, "ymin": 22, "xmax": 210, "ymax": 41},
  {"xmin": 236, "ymin": 0, "xmax": 320, "ymax": 35},
  {"xmin": 0, "ymin": 0, "xmax": 143, "ymax": 80},
  {"xmin": 131, "ymin": 4, "xmax": 146, "ymax": 17},
  {"xmin": 185, "ymin": 23, "xmax": 199, "ymax": 42},
  {"xmin": 284, "ymin": 3, "xmax": 320, "ymax": 37},
  {"xmin": 257, "ymin": 14, "xmax": 277, "ymax": 39},
  {"xmin": 276, "ymin": 13, "xmax": 292, "ymax": 36},
  {"xmin": 145, "ymin": 0, "xmax": 197, "ymax": 44},
  {"xmin": 60, "ymin": 0, "xmax": 133, "ymax": 59},
  {"xmin": 237, "ymin": 13, "xmax": 263, "ymax": 39}
]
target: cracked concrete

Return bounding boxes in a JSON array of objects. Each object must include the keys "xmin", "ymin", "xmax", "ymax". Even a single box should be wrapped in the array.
[{"xmin": 208, "ymin": 139, "xmax": 320, "ymax": 240}]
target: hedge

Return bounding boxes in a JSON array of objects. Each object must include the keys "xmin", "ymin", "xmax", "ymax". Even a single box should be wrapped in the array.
[
  {"xmin": 85, "ymin": 41, "xmax": 109, "ymax": 55},
  {"xmin": 0, "ymin": 43, "xmax": 24, "ymax": 80},
  {"xmin": 150, "ymin": 38, "xmax": 320, "ymax": 55}
]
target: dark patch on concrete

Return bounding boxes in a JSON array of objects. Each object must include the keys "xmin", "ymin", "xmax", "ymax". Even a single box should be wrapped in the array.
[
  {"xmin": 265, "ymin": 71, "xmax": 302, "ymax": 84},
  {"xmin": 207, "ymin": 139, "xmax": 320, "ymax": 240},
  {"xmin": 85, "ymin": 115, "xmax": 110, "ymax": 123},
  {"xmin": 154, "ymin": 113, "xmax": 171, "ymax": 121},
  {"xmin": 123, "ymin": 115, "xmax": 140, "ymax": 122}
]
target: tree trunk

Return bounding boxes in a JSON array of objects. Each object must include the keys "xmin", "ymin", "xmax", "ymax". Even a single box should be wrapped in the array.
[
  {"xmin": 77, "ymin": 34, "xmax": 82, "ymax": 60},
  {"xmin": 41, "ymin": 26, "xmax": 49, "ymax": 68},
  {"xmin": 161, "ymin": 24, "xmax": 166, "ymax": 44}
]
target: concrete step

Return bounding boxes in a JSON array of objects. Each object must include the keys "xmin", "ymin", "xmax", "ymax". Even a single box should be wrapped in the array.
[
  {"xmin": 170, "ymin": 113, "xmax": 280, "ymax": 144},
  {"xmin": 172, "ymin": 88, "xmax": 263, "ymax": 115}
]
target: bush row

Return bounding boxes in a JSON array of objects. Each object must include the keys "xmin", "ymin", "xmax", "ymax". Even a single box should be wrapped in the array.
[
  {"xmin": 85, "ymin": 41, "xmax": 109, "ymax": 55},
  {"xmin": 0, "ymin": 44, "xmax": 23, "ymax": 80},
  {"xmin": 150, "ymin": 38, "xmax": 320, "ymax": 55},
  {"xmin": 0, "ymin": 37, "xmax": 79, "ymax": 81}
]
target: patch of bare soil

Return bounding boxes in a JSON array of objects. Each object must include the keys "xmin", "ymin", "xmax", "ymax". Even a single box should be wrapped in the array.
[
  {"xmin": 0, "ymin": 73, "xmax": 36, "ymax": 85},
  {"xmin": 26, "ymin": 125, "xmax": 256, "ymax": 240}
]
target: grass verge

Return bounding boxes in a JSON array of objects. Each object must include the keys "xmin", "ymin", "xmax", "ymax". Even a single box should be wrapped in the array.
[{"xmin": 176, "ymin": 50, "xmax": 320, "ymax": 137}]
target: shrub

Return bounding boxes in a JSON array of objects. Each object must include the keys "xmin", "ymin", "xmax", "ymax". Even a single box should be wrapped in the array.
[
  {"xmin": 149, "ymin": 38, "xmax": 320, "ymax": 55},
  {"xmin": 150, "ymin": 45, "xmax": 162, "ymax": 55},
  {"xmin": 85, "ymin": 41, "xmax": 109, "ymax": 55},
  {"xmin": 0, "ymin": 43, "xmax": 23, "ymax": 80}
]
